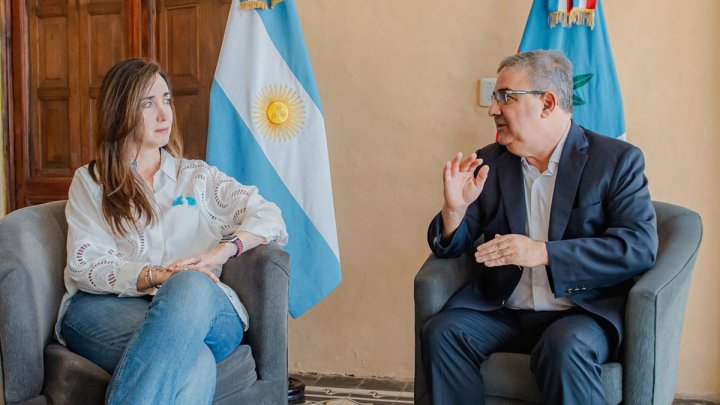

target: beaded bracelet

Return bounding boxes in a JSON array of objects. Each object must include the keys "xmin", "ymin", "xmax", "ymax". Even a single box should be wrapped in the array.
[{"xmin": 220, "ymin": 235, "xmax": 244, "ymax": 258}]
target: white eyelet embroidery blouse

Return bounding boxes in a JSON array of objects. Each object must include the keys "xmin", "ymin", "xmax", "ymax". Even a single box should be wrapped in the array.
[{"xmin": 54, "ymin": 149, "xmax": 288, "ymax": 344}]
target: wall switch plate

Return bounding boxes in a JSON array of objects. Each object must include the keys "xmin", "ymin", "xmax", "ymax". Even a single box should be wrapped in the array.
[{"xmin": 478, "ymin": 77, "xmax": 496, "ymax": 107}]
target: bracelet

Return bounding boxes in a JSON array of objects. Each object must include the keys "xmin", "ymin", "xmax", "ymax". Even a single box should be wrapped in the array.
[
  {"xmin": 143, "ymin": 266, "xmax": 153, "ymax": 289},
  {"xmin": 232, "ymin": 237, "xmax": 244, "ymax": 258},
  {"xmin": 220, "ymin": 235, "xmax": 244, "ymax": 258},
  {"xmin": 143, "ymin": 265, "xmax": 164, "ymax": 288},
  {"xmin": 148, "ymin": 266, "xmax": 158, "ymax": 287}
]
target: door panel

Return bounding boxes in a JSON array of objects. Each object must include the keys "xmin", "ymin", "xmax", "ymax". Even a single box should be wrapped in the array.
[
  {"xmin": 23, "ymin": 0, "xmax": 80, "ymax": 204},
  {"xmin": 79, "ymin": 0, "xmax": 129, "ymax": 164},
  {"xmin": 34, "ymin": 15, "xmax": 73, "ymax": 176},
  {"xmin": 7, "ymin": 0, "xmax": 229, "ymax": 209},
  {"xmin": 157, "ymin": 0, "xmax": 230, "ymax": 160},
  {"xmin": 12, "ymin": 0, "xmax": 133, "ymax": 207}
]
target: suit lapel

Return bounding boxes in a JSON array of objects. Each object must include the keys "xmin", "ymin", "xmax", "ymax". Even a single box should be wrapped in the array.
[
  {"xmin": 549, "ymin": 122, "xmax": 589, "ymax": 241},
  {"xmin": 498, "ymin": 150, "xmax": 526, "ymax": 235}
]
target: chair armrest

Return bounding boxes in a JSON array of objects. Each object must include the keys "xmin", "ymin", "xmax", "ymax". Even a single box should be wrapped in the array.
[
  {"xmin": 221, "ymin": 242, "xmax": 289, "ymax": 383},
  {"xmin": 414, "ymin": 252, "xmax": 474, "ymax": 330},
  {"xmin": 624, "ymin": 203, "xmax": 702, "ymax": 405},
  {"xmin": 43, "ymin": 343, "xmax": 111, "ymax": 405},
  {"xmin": 413, "ymin": 252, "xmax": 474, "ymax": 405},
  {"xmin": 0, "ymin": 201, "xmax": 68, "ymax": 403}
]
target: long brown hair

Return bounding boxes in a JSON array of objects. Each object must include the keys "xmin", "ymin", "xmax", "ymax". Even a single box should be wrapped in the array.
[{"xmin": 88, "ymin": 58, "xmax": 183, "ymax": 236}]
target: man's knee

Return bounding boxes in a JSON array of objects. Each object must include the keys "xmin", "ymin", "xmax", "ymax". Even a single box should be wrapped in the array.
[
  {"xmin": 531, "ymin": 325, "xmax": 604, "ymax": 372},
  {"xmin": 422, "ymin": 309, "xmax": 507, "ymax": 362},
  {"xmin": 421, "ymin": 312, "xmax": 457, "ymax": 357}
]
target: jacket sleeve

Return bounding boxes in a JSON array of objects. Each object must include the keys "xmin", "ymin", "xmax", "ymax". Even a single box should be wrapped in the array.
[
  {"xmin": 427, "ymin": 184, "xmax": 484, "ymax": 258},
  {"xmin": 65, "ymin": 170, "xmax": 150, "ymax": 297},
  {"xmin": 546, "ymin": 147, "xmax": 659, "ymax": 297}
]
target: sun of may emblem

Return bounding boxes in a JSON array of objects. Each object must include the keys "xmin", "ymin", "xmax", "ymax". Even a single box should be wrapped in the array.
[{"xmin": 252, "ymin": 84, "xmax": 306, "ymax": 141}]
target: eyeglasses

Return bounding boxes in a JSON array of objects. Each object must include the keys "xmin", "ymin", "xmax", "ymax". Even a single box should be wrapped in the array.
[{"xmin": 491, "ymin": 89, "xmax": 547, "ymax": 104}]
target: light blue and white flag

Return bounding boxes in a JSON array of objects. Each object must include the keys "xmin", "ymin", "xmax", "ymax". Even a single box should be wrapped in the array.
[
  {"xmin": 207, "ymin": 0, "xmax": 341, "ymax": 317},
  {"xmin": 519, "ymin": 0, "xmax": 626, "ymax": 140}
]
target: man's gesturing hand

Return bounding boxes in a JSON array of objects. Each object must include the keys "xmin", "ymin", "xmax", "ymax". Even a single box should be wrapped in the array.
[
  {"xmin": 475, "ymin": 234, "xmax": 548, "ymax": 268},
  {"xmin": 440, "ymin": 152, "xmax": 490, "ymax": 239},
  {"xmin": 443, "ymin": 152, "xmax": 489, "ymax": 212}
]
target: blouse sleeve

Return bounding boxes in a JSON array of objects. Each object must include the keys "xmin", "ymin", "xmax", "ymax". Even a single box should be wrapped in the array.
[
  {"xmin": 196, "ymin": 162, "xmax": 288, "ymax": 245},
  {"xmin": 65, "ymin": 169, "xmax": 150, "ymax": 297}
]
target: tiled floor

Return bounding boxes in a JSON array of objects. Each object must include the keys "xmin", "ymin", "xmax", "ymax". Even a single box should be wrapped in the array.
[
  {"xmin": 290, "ymin": 373, "xmax": 720, "ymax": 405},
  {"xmin": 674, "ymin": 401, "xmax": 720, "ymax": 405},
  {"xmin": 290, "ymin": 373, "xmax": 413, "ymax": 404}
]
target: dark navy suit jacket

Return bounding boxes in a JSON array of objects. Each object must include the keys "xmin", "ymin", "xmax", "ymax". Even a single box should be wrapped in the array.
[{"xmin": 427, "ymin": 122, "xmax": 658, "ymax": 351}]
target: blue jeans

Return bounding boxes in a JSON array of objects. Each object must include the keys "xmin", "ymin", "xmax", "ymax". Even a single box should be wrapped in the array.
[{"xmin": 62, "ymin": 271, "xmax": 244, "ymax": 405}]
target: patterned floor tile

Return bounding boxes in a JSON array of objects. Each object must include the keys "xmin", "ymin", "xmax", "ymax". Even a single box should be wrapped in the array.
[{"xmin": 292, "ymin": 373, "xmax": 720, "ymax": 405}]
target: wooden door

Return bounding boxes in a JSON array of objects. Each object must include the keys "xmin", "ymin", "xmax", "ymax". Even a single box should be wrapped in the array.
[
  {"xmin": 156, "ymin": 0, "xmax": 230, "ymax": 159},
  {"xmin": 8, "ymin": 0, "xmax": 138, "ymax": 208},
  {"xmin": 4, "ymin": 0, "xmax": 229, "ymax": 209}
]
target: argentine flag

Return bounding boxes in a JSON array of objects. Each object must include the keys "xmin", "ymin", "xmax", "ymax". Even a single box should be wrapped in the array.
[
  {"xmin": 520, "ymin": 0, "xmax": 626, "ymax": 140},
  {"xmin": 207, "ymin": 0, "xmax": 340, "ymax": 317}
]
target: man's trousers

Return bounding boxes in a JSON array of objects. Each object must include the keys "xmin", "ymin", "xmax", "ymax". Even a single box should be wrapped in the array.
[{"xmin": 421, "ymin": 307, "xmax": 611, "ymax": 405}]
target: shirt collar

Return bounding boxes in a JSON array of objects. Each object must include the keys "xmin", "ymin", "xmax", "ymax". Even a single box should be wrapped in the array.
[
  {"xmin": 521, "ymin": 122, "xmax": 571, "ymax": 175},
  {"xmin": 159, "ymin": 148, "xmax": 179, "ymax": 182},
  {"xmin": 546, "ymin": 122, "xmax": 571, "ymax": 174}
]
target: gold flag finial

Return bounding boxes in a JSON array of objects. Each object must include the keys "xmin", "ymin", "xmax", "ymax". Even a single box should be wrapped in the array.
[{"xmin": 238, "ymin": 0, "xmax": 285, "ymax": 10}]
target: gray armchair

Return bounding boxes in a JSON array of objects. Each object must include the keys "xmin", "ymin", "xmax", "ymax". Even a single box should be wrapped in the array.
[
  {"xmin": 0, "ymin": 201, "xmax": 290, "ymax": 405},
  {"xmin": 414, "ymin": 201, "xmax": 703, "ymax": 404}
]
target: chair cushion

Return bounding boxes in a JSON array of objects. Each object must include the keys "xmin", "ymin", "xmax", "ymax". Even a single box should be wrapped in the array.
[
  {"xmin": 214, "ymin": 344, "xmax": 258, "ymax": 400},
  {"xmin": 481, "ymin": 352, "xmax": 622, "ymax": 405},
  {"xmin": 42, "ymin": 343, "xmax": 257, "ymax": 405},
  {"xmin": 43, "ymin": 343, "xmax": 111, "ymax": 405}
]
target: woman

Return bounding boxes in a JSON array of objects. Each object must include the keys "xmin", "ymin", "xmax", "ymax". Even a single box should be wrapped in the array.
[{"xmin": 54, "ymin": 58, "xmax": 288, "ymax": 404}]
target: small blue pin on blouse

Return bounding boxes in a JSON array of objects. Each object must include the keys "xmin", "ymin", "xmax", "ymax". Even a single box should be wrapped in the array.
[{"xmin": 172, "ymin": 195, "xmax": 197, "ymax": 207}]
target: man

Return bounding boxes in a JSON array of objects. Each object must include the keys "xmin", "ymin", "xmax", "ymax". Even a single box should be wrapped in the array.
[{"xmin": 421, "ymin": 50, "xmax": 658, "ymax": 404}]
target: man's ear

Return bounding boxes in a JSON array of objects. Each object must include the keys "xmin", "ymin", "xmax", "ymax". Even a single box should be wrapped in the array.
[{"xmin": 540, "ymin": 92, "xmax": 557, "ymax": 117}]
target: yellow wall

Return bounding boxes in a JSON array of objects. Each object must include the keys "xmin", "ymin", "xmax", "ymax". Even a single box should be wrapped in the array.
[{"xmin": 290, "ymin": 0, "xmax": 720, "ymax": 397}]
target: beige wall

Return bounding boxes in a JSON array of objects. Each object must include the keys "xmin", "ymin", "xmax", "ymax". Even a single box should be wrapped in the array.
[
  {"xmin": 0, "ymin": 0, "xmax": 715, "ymax": 397},
  {"xmin": 290, "ymin": 0, "xmax": 720, "ymax": 397}
]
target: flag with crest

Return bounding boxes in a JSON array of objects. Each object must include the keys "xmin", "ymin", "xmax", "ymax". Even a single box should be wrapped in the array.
[
  {"xmin": 520, "ymin": 0, "xmax": 626, "ymax": 140},
  {"xmin": 207, "ymin": 0, "xmax": 341, "ymax": 317}
]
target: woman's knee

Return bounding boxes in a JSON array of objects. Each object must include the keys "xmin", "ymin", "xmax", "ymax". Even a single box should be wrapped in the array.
[
  {"xmin": 157, "ymin": 270, "xmax": 218, "ymax": 303},
  {"xmin": 149, "ymin": 271, "xmax": 222, "ymax": 323},
  {"xmin": 164, "ymin": 269, "xmax": 216, "ymax": 289}
]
